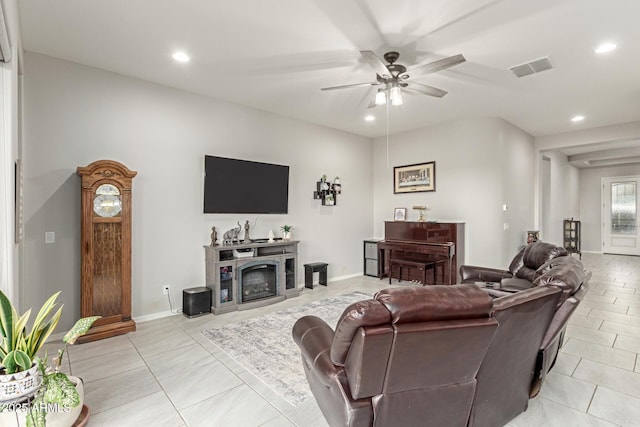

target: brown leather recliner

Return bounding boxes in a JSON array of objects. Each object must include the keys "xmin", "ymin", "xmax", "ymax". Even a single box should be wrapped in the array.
[
  {"xmin": 460, "ymin": 241, "xmax": 567, "ymax": 291},
  {"xmin": 529, "ymin": 256, "xmax": 590, "ymax": 397},
  {"xmin": 469, "ymin": 285, "xmax": 562, "ymax": 427},
  {"xmin": 292, "ymin": 285, "xmax": 498, "ymax": 427}
]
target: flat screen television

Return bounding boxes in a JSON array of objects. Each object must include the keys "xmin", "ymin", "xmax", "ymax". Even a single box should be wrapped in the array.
[{"xmin": 203, "ymin": 155, "xmax": 289, "ymax": 214}]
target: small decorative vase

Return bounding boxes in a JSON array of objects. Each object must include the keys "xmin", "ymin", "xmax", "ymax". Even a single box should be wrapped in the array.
[{"xmin": 283, "ymin": 231, "xmax": 291, "ymax": 241}]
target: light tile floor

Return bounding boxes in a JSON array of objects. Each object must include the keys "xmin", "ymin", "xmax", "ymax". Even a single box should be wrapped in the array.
[{"xmin": 52, "ymin": 253, "xmax": 639, "ymax": 426}]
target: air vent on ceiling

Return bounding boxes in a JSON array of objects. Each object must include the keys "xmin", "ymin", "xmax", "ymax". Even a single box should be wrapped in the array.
[{"xmin": 509, "ymin": 57, "xmax": 552, "ymax": 78}]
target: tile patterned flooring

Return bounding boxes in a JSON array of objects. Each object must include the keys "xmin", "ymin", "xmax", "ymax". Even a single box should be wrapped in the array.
[{"xmin": 51, "ymin": 253, "xmax": 640, "ymax": 426}]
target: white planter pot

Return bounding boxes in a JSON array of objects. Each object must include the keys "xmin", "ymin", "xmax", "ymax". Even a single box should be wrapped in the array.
[
  {"xmin": 0, "ymin": 376, "xmax": 84, "ymax": 427},
  {"xmin": 0, "ymin": 363, "xmax": 42, "ymax": 404}
]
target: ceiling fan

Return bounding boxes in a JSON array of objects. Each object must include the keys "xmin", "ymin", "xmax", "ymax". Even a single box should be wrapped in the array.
[{"xmin": 321, "ymin": 51, "xmax": 466, "ymax": 107}]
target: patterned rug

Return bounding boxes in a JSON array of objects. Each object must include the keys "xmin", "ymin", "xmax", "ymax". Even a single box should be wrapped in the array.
[{"xmin": 202, "ymin": 291, "xmax": 372, "ymax": 406}]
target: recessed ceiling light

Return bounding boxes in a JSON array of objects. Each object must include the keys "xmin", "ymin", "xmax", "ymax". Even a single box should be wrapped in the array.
[
  {"xmin": 571, "ymin": 115, "xmax": 585, "ymax": 122},
  {"xmin": 172, "ymin": 52, "xmax": 190, "ymax": 63},
  {"xmin": 594, "ymin": 43, "xmax": 617, "ymax": 54},
  {"xmin": 364, "ymin": 115, "xmax": 375, "ymax": 122}
]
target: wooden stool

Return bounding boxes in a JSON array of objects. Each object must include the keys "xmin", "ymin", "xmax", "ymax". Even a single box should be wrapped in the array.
[{"xmin": 389, "ymin": 258, "xmax": 436, "ymax": 286}]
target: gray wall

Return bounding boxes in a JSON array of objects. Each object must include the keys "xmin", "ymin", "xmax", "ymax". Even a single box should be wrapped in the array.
[
  {"xmin": 372, "ymin": 117, "xmax": 535, "ymax": 269},
  {"xmin": 579, "ymin": 164, "xmax": 640, "ymax": 252},
  {"xmin": 23, "ymin": 53, "xmax": 373, "ymax": 328},
  {"xmin": 539, "ymin": 150, "xmax": 580, "ymax": 246}
]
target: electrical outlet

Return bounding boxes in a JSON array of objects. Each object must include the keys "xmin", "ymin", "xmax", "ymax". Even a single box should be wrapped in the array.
[{"xmin": 163, "ymin": 285, "xmax": 170, "ymax": 295}]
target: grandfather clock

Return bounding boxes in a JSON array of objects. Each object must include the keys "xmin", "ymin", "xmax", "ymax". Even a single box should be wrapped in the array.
[{"xmin": 76, "ymin": 160, "xmax": 136, "ymax": 342}]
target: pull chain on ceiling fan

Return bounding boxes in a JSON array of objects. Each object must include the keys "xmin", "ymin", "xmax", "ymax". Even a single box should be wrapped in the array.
[{"xmin": 321, "ymin": 50, "xmax": 466, "ymax": 107}]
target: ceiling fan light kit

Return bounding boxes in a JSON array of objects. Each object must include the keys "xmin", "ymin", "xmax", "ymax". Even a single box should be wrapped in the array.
[
  {"xmin": 390, "ymin": 86, "xmax": 403, "ymax": 106},
  {"xmin": 321, "ymin": 50, "xmax": 466, "ymax": 108}
]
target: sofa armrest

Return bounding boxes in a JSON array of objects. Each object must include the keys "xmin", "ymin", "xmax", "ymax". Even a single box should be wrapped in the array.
[
  {"xmin": 459, "ymin": 265, "xmax": 513, "ymax": 283},
  {"xmin": 530, "ymin": 286, "xmax": 585, "ymax": 397},
  {"xmin": 292, "ymin": 315, "xmax": 342, "ymax": 387}
]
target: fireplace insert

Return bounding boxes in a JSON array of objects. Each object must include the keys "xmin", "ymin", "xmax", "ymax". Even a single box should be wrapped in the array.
[{"xmin": 238, "ymin": 261, "xmax": 279, "ymax": 303}]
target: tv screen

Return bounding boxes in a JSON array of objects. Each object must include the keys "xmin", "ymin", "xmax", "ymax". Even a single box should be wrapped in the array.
[{"xmin": 204, "ymin": 155, "xmax": 289, "ymax": 214}]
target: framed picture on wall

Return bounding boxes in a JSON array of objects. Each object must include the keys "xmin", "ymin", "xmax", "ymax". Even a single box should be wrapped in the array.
[
  {"xmin": 394, "ymin": 207, "xmax": 407, "ymax": 221},
  {"xmin": 394, "ymin": 161, "xmax": 436, "ymax": 193}
]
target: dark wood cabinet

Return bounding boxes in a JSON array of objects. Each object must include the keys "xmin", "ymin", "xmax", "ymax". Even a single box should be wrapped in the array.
[{"xmin": 563, "ymin": 219, "xmax": 581, "ymax": 259}]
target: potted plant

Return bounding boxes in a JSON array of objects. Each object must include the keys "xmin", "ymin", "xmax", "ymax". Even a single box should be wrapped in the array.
[
  {"xmin": 0, "ymin": 290, "xmax": 99, "ymax": 427},
  {"xmin": 0, "ymin": 291, "xmax": 63, "ymax": 403},
  {"xmin": 281, "ymin": 225, "xmax": 293, "ymax": 241},
  {"xmin": 24, "ymin": 316, "xmax": 99, "ymax": 427}
]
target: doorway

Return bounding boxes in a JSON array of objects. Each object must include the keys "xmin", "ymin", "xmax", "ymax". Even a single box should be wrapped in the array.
[{"xmin": 602, "ymin": 176, "xmax": 640, "ymax": 255}]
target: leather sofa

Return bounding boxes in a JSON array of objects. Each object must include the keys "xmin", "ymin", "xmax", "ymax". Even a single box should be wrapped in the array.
[
  {"xmin": 459, "ymin": 241, "xmax": 567, "ymax": 291},
  {"xmin": 292, "ymin": 283, "xmax": 566, "ymax": 427},
  {"xmin": 464, "ymin": 251, "xmax": 590, "ymax": 402}
]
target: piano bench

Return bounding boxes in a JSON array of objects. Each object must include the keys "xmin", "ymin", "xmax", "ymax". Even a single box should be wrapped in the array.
[{"xmin": 389, "ymin": 258, "xmax": 436, "ymax": 286}]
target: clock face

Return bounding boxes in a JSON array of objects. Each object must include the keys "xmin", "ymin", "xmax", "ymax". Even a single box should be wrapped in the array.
[{"xmin": 94, "ymin": 184, "xmax": 122, "ymax": 217}]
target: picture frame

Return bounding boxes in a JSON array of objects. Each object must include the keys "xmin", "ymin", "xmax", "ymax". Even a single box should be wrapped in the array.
[
  {"xmin": 394, "ymin": 161, "xmax": 436, "ymax": 194},
  {"xmin": 393, "ymin": 207, "xmax": 407, "ymax": 221}
]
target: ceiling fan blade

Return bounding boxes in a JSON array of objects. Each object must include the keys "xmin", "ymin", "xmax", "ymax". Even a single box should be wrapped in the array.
[
  {"xmin": 321, "ymin": 81, "xmax": 380, "ymax": 91},
  {"xmin": 405, "ymin": 82, "xmax": 448, "ymax": 98},
  {"xmin": 367, "ymin": 99, "xmax": 377, "ymax": 109},
  {"xmin": 360, "ymin": 51, "xmax": 391, "ymax": 79},
  {"xmin": 408, "ymin": 54, "xmax": 466, "ymax": 77}
]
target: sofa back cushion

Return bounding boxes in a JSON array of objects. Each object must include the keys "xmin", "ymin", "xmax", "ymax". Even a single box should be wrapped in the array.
[
  {"xmin": 515, "ymin": 241, "xmax": 567, "ymax": 282},
  {"xmin": 374, "ymin": 284, "xmax": 493, "ymax": 324},
  {"xmin": 332, "ymin": 285, "xmax": 497, "ymax": 403},
  {"xmin": 331, "ymin": 299, "xmax": 391, "ymax": 365},
  {"xmin": 533, "ymin": 256, "xmax": 588, "ymax": 304}
]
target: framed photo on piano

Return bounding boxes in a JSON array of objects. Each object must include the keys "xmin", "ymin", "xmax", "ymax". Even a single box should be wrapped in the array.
[
  {"xmin": 394, "ymin": 161, "xmax": 435, "ymax": 193},
  {"xmin": 393, "ymin": 207, "xmax": 407, "ymax": 221}
]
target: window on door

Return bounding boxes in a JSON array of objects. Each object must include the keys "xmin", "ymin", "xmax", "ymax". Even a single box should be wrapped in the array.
[{"xmin": 611, "ymin": 182, "xmax": 637, "ymax": 234}]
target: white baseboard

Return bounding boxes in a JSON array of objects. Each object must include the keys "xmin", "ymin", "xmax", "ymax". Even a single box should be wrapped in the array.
[
  {"xmin": 134, "ymin": 310, "xmax": 180, "ymax": 323},
  {"xmin": 296, "ymin": 272, "xmax": 365, "ymax": 290}
]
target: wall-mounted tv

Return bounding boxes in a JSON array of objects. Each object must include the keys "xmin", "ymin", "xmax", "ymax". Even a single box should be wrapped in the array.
[{"xmin": 204, "ymin": 155, "xmax": 289, "ymax": 214}]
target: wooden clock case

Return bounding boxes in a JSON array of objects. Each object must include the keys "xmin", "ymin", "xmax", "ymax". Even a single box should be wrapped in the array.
[{"xmin": 76, "ymin": 160, "xmax": 137, "ymax": 343}]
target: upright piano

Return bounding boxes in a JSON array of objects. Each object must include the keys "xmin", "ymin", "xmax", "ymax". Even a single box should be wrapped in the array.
[{"xmin": 378, "ymin": 221, "xmax": 465, "ymax": 285}]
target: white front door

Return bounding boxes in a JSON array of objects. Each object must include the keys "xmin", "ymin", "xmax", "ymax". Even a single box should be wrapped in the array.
[{"xmin": 603, "ymin": 176, "xmax": 640, "ymax": 255}]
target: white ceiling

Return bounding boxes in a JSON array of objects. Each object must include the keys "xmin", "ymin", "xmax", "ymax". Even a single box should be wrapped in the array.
[{"xmin": 18, "ymin": 0, "xmax": 640, "ymax": 148}]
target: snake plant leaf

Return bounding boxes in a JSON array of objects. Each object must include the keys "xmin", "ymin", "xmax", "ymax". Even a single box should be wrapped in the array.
[
  {"xmin": 31, "ymin": 292, "xmax": 61, "ymax": 330},
  {"xmin": 0, "ymin": 291, "xmax": 14, "ymax": 349},
  {"xmin": 2, "ymin": 349, "xmax": 32, "ymax": 374},
  {"xmin": 25, "ymin": 292, "xmax": 62, "ymax": 357},
  {"xmin": 26, "ymin": 305, "xmax": 63, "ymax": 358},
  {"xmin": 63, "ymin": 316, "xmax": 101, "ymax": 344}
]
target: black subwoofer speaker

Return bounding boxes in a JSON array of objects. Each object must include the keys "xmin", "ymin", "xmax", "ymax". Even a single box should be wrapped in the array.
[{"xmin": 183, "ymin": 287, "xmax": 212, "ymax": 318}]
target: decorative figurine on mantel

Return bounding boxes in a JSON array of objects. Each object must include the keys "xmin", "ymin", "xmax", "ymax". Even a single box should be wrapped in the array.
[
  {"xmin": 244, "ymin": 220, "xmax": 251, "ymax": 243},
  {"xmin": 210, "ymin": 226, "xmax": 218, "ymax": 246},
  {"xmin": 268, "ymin": 229, "xmax": 275, "ymax": 243},
  {"xmin": 223, "ymin": 222, "xmax": 242, "ymax": 245}
]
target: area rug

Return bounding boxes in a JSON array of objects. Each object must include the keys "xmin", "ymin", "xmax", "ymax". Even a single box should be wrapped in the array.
[{"xmin": 202, "ymin": 291, "xmax": 372, "ymax": 406}]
